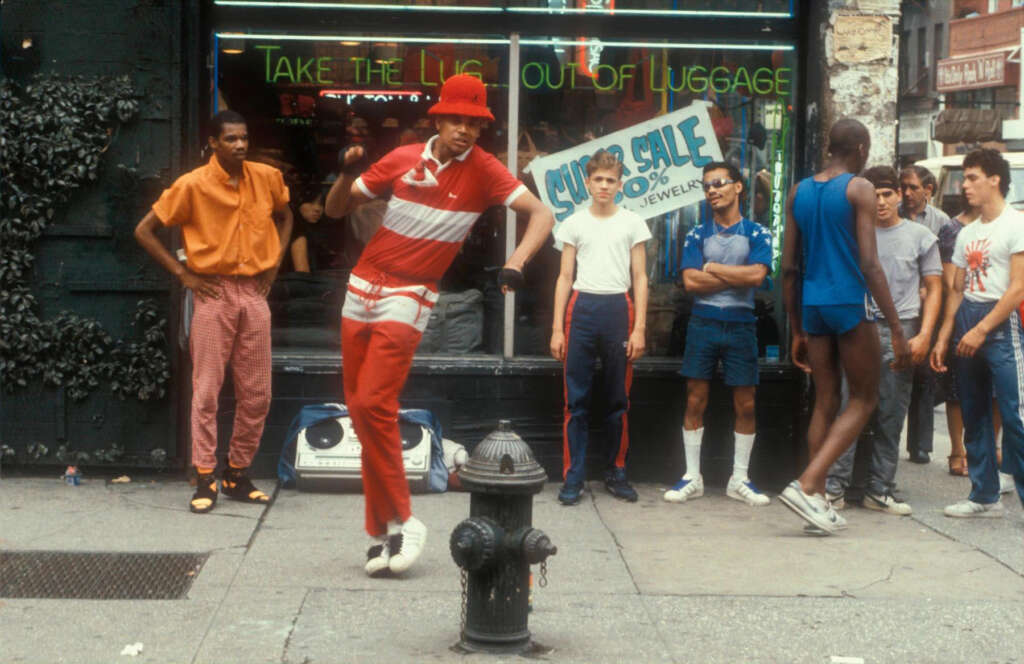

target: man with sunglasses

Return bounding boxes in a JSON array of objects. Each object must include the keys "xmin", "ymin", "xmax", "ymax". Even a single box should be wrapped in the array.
[
  {"xmin": 665, "ymin": 161, "xmax": 772, "ymax": 508},
  {"xmin": 779, "ymin": 118, "xmax": 909, "ymax": 535},
  {"xmin": 899, "ymin": 165, "xmax": 951, "ymax": 465},
  {"xmin": 324, "ymin": 74, "xmax": 554, "ymax": 577}
]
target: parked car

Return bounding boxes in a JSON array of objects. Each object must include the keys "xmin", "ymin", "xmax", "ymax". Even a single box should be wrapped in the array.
[{"xmin": 914, "ymin": 153, "xmax": 1024, "ymax": 218}]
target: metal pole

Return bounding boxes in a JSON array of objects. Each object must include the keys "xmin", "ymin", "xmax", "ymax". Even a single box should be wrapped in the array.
[{"xmin": 503, "ymin": 33, "xmax": 520, "ymax": 360}]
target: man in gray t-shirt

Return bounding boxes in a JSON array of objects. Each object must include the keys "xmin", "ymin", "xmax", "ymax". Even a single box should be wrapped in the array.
[
  {"xmin": 827, "ymin": 166, "xmax": 942, "ymax": 516},
  {"xmin": 899, "ymin": 164, "xmax": 950, "ymax": 465}
]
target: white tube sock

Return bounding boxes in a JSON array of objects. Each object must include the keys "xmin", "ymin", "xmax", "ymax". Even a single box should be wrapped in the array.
[
  {"xmin": 683, "ymin": 427, "xmax": 703, "ymax": 479},
  {"xmin": 733, "ymin": 432, "xmax": 756, "ymax": 481}
]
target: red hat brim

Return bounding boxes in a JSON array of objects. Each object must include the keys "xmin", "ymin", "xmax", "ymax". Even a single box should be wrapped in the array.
[{"xmin": 427, "ymin": 101, "xmax": 495, "ymax": 122}]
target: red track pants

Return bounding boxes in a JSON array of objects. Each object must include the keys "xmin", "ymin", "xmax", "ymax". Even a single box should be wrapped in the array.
[{"xmin": 342, "ymin": 317, "xmax": 422, "ymax": 537}]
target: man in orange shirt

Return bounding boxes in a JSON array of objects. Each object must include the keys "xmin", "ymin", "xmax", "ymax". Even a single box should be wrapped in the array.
[{"xmin": 135, "ymin": 110, "xmax": 293, "ymax": 513}]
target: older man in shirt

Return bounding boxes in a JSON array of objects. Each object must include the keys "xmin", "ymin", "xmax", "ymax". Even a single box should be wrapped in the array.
[
  {"xmin": 135, "ymin": 110, "xmax": 293, "ymax": 514},
  {"xmin": 899, "ymin": 164, "xmax": 951, "ymax": 465}
]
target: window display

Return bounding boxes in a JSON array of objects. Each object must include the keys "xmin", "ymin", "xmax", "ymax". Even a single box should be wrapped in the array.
[
  {"xmin": 213, "ymin": 32, "xmax": 796, "ymax": 359},
  {"xmin": 513, "ymin": 39, "xmax": 796, "ymax": 357}
]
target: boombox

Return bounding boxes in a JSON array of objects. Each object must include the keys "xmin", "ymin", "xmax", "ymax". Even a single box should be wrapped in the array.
[{"xmin": 294, "ymin": 415, "xmax": 432, "ymax": 493}]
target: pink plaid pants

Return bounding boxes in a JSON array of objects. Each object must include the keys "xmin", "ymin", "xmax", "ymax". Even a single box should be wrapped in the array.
[{"xmin": 189, "ymin": 276, "xmax": 272, "ymax": 470}]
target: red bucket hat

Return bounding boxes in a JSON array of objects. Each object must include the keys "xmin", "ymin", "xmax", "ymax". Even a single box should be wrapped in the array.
[{"xmin": 427, "ymin": 74, "xmax": 494, "ymax": 122}]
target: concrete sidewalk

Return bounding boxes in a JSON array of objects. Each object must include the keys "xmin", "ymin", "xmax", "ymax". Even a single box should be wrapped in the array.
[{"xmin": 1, "ymin": 413, "xmax": 1022, "ymax": 664}]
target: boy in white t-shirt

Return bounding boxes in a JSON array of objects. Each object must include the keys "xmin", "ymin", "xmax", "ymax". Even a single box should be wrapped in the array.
[
  {"xmin": 931, "ymin": 148, "xmax": 1024, "ymax": 516},
  {"xmin": 550, "ymin": 149, "xmax": 652, "ymax": 505}
]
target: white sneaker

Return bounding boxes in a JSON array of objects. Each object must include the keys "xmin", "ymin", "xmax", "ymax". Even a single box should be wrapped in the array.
[
  {"xmin": 944, "ymin": 500, "xmax": 1005, "ymax": 518},
  {"xmin": 826, "ymin": 491, "xmax": 846, "ymax": 510},
  {"xmin": 803, "ymin": 502, "xmax": 847, "ymax": 535},
  {"xmin": 388, "ymin": 516, "xmax": 427, "ymax": 573},
  {"xmin": 726, "ymin": 476, "xmax": 770, "ymax": 506},
  {"xmin": 779, "ymin": 480, "xmax": 837, "ymax": 534},
  {"xmin": 863, "ymin": 492, "xmax": 913, "ymax": 516},
  {"xmin": 664, "ymin": 475, "xmax": 704, "ymax": 503},
  {"xmin": 364, "ymin": 538, "xmax": 390, "ymax": 577},
  {"xmin": 826, "ymin": 504, "xmax": 847, "ymax": 530},
  {"xmin": 999, "ymin": 473, "xmax": 1014, "ymax": 494}
]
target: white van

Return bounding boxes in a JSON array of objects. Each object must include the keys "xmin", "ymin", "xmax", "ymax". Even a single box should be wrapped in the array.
[{"xmin": 914, "ymin": 153, "xmax": 1024, "ymax": 218}]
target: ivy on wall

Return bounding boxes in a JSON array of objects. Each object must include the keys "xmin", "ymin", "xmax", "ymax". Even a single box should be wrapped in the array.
[{"xmin": 0, "ymin": 73, "xmax": 170, "ymax": 403}]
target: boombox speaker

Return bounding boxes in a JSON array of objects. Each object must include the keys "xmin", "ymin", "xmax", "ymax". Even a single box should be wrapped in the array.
[{"xmin": 294, "ymin": 415, "xmax": 432, "ymax": 493}]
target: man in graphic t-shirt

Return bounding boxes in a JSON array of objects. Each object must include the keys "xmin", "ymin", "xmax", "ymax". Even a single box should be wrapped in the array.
[
  {"xmin": 931, "ymin": 148, "xmax": 1024, "ymax": 517},
  {"xmin": 550, "ymin": 149, "xmax": 651, "ymax": 505},
  {"xmin": 826, "ymin": 166, "xmax": 942, "ymax": 517},
  {"xmin": 663, "ymin": 161, "xmax": 772, "ymax": 508}
]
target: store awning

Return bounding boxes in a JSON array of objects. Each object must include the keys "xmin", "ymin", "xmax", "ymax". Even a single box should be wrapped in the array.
[{"xmin": 933, "ymin": 108, "xmax": 1003, "ymax": 144}]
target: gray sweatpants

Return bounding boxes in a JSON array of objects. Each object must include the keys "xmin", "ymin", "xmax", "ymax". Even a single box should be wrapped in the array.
[{"xmin": 826, "ymin": 319, "xmax": 918, "ymax": 497}]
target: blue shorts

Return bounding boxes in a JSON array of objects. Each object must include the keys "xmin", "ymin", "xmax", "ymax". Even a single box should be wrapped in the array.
[
  {"xmin": 680, "ymin": 316, "xmax": 759, "ymax": 386},
  {"xmin": 802, "ymin": 304, "xmax": 865, "ymax": 336}
]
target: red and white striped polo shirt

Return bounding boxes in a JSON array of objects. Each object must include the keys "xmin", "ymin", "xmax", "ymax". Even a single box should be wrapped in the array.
[{"xmin": 343, "ymin": 137, "xmax": 526, "ymax": 331}]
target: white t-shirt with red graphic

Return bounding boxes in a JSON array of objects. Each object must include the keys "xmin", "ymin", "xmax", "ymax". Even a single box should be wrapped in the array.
[{"xmin": 952, "ymin": 204, "xmax": 1024, "ymax": 303}]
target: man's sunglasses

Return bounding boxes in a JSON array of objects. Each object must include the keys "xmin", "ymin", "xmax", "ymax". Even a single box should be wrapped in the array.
[{"xmin": 702, "ymin": 178, "xmax": 735, "ymax": 192}]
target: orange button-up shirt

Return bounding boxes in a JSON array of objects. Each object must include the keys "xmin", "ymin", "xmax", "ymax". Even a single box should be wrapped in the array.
[{"xmin": 152, "ymin": 154, "xmax": 290, "ymax": 276}]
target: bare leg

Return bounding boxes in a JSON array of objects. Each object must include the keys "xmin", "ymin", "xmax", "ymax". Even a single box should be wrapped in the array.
[
  {"xmin": 732, "ymin": 385, "xmax": 756, "ymax": 435},
  {"xmin": 946, "ymin": 402, "xmax": 965, "ymax": 458},
  {"xmin": 799, "ymin": 321, "xmax": 881, "ymax": 495},
  {"xmin": 946, "ymin": 402, "xmax": 967, "ymax": 475},
  {"xmin": 684, "ymin": 379, "xmax": 710, "ymax": 431},
  {"xmin": 804, "ymin": 335, "xmax": 841, "ymax": 466}
]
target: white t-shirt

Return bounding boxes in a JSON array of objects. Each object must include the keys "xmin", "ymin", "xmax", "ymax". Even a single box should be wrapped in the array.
[
  {"xmin": 952, "ymin": 204, "xmax": 1024, "ymax": 302},
  {"xmin": 554, "ymin": 206, "xmax": 652, "ymax": 294}
]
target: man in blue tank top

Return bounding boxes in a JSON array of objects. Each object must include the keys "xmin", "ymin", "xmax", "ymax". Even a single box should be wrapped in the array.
[{"xmin": 779, "ymin": 119, "xmax": 910, "ymax": 535}]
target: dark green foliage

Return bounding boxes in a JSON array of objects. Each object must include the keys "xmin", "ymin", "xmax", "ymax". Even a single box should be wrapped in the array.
[{"xmin": 0, "ymin": 73, "xmax": 168, "ymax": 403}]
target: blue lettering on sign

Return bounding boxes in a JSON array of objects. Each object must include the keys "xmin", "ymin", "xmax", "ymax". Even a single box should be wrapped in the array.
[
  {"xmin": 565, "ymin": 162, "xmax": 588, "ymax": 206},
  {"xmin": 543, "ymin": 111, "xmax": 715, "ymax": 219},
  {"xmin": 677, "ymin": 116, "xmax": 713, "ymax": 168},
  {"xmin": 630, "ymin": 136, "xmax": 652, "ymax": 174},
  {"xmin": 545, "ymin": 168, "xmax": 574, "ymax": 221},
  {"xmin": 646, "ymin": 129, "xmax": 672, "ymax": 171},
  {"xmin": 661, "ymin": 126, "xmax": 689, "ymax": 167}
]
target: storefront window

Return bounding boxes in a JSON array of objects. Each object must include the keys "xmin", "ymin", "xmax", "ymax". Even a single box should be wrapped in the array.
[
  {"xmin": 514, "ymin": 38, "xmax": 797, "ymax": 358},
  {"xmin": 215, "ymin": 35, "xmax": 511, "ymax": 354},
  {"xmin": 214, "ymin": 32, "xmax": 795, "ymax": 359}
]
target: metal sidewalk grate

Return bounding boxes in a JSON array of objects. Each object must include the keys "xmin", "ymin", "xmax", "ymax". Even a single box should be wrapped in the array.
[{"xmin": 0, "ymin": 551, "xmax": 208, "ymax": 599}]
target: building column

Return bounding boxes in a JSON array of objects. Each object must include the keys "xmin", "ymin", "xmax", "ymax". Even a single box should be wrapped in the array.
[{"xmin": 805, "ymin": 0, "xmax": 902, "ymax": 168}]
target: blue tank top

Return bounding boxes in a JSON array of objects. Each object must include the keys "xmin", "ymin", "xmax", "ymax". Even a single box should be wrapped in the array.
[{"xmin": 792, "ymin": 173, "xmax": 867, "ymax": 306}]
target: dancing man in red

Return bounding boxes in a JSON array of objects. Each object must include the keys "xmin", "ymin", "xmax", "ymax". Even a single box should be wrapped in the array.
[{"xmin": 325, "ymin": 75, "xmax": 554, "ymax": 577}]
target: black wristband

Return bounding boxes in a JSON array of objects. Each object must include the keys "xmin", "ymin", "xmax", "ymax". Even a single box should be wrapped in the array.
[
  {"xmin": 338, "ymin": 145, "xmax": 367, "ymax": 178},
  {"xmin": 497, "ymin": 268, "xmax": 525, "ymax": 291}
]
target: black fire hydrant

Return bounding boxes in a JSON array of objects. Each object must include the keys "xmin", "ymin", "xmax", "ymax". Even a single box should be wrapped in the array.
[{"xmin": 450, "ymin": 420, "xmax": 557, "ymax": 654}]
